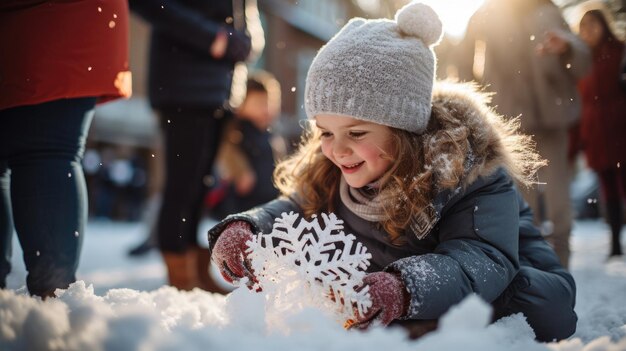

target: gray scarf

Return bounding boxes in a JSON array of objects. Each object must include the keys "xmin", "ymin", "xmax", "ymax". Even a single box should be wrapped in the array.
[
  {"xmin": 338, "ymin": 176, "xmax": 435, "ymax": 240},
  {"xmin": 338, "ymin": 176, "xmax": 391, "ymax": 222}
]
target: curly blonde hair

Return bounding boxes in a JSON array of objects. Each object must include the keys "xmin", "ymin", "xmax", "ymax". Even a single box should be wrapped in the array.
[{"xmin": 275, "ymin": 83, "xmax": 545, "ymax": 243}]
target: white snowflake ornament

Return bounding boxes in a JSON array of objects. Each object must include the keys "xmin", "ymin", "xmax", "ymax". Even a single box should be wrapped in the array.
[{"xmin": 247, "ymin": 212, "xmax": 372, "ymax": 325}]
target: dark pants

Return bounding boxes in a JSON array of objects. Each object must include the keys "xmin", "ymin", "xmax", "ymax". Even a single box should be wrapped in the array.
[
  {"xmin": 156, "ymin": 107, "xmax": 227, "ymax": 252},
  {"xmin": 598, "ymin": 167, "xmax": 626, "ymax": 255},
  {"xmin": 0, "ymin": 97, "xmax": 95, "ymax": 296}
]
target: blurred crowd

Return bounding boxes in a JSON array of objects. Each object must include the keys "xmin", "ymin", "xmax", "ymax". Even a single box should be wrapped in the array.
[{"xmin": 1, "ymin": 0, "xmax": 625, "ymax": 299}]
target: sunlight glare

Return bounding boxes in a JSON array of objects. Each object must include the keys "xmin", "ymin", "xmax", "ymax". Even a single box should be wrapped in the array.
[{"xmin": 419, "ymin": 0, "xmax": 485, "ymax": 39}]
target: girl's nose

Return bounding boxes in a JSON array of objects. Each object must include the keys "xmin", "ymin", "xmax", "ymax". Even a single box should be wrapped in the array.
[{"xmin": 333, "ymin": 139, "xmax": 351, "ymax": 158}]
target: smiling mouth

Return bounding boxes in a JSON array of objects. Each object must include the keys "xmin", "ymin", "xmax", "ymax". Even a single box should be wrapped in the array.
[{"xmin": 341, "ymin": 161, "xmax": 364, "ymax": 172}]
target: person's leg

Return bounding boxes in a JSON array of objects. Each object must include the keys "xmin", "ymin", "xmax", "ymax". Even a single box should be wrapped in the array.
[
  {"xmin": 156, "ymin": 107, "xmax": 226, "ymax": 290},
  {"xmin": 616, "ymin": 166, "xmax": 626, "ymax": 255},
  {"xmin": 598, "ymin": 168, "xmax": 623, "ymax": 256},
  {"xmin": 0, "ymin": 161, "xmax": 13, "ymax": 288},
  {"xmin": 533, "ymin": 129, "xmax": 573, "ymax": 268},
  {"xmin": 618, "ymin": 166, "xmax": 626, "ymax": 253},
  {"xmin": 0, "ymin": 98, "xmax": 95, "ymax": 297}
]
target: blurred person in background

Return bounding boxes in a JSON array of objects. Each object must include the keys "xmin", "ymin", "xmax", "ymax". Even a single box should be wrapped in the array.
[
  {"xmin": 129, "ymin": 0, "xmax": 264, "ymax": 292},
  {"xmin": 129, "ymin": 70, "xmax": 284, "ymax": 257},
  {"xmin": 0, "ymin": 0, "xmax": 131, "ymax": 297},
  {"xmin": 569, "ymin": 3, "xmax": 626, "ymax": 258},
  {"xmin": 461, "ymin": 0, "xmax": 591, "ymax": 268},
  {"xmin": 207, "ymin": 70, "xmax": 285, "ymax": 221}
]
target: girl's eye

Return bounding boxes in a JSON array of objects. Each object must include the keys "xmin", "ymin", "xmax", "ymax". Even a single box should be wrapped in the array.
[
  {"xmin": 320, "ymin": 131, "xmax": 333, "ymax": 139},
  {"xmin": 348, "ymin": 131, "xmax": 366, "ymax": 139}
]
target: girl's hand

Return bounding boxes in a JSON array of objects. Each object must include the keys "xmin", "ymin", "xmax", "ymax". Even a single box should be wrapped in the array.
[
  {"xmin": 352, "ymin": 272, "xmax": 409, "ymax": 329},
  {"xmin": 212, "ymin": 221, "xmax": 257, "ymax": 288}
]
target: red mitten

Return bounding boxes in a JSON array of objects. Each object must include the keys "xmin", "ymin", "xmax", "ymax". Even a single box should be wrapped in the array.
[
  {"xmin": 212, "ymin": 221, "xmax": 257, "ymax": 287},
  {"xmin": 355, "ymin": 271, "xmax": 410, "ymax": 328}
]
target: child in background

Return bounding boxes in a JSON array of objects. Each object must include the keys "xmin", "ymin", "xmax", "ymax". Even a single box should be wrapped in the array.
[
  {"xmin": 208, "ymin": 2, "xmax": 576, "ymax": 341},
  {"xmin": 569, "ymin": 4, "xmax": 626, "ymax": 258},
  {"xmin": 207, "ymin": 71, "xmax": 285, "ymax": 220}
]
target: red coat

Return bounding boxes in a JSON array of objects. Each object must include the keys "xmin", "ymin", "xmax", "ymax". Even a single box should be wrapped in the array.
[
  {"xmin": 576, "ymin": 40, "xmax": 626, "ymax": 172},
  {"xmin": 0, "ymin": 0, "xmax": 131, "ymax": 110}
]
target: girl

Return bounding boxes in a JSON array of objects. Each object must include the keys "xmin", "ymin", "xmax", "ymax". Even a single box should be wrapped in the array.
[
  {"xmin": 570, "ymin": 5, "xmax": 626, "ymax": 258},
  {"xmin": 209, "ymin": 2, "xmax": 577, "ymax": 342}
]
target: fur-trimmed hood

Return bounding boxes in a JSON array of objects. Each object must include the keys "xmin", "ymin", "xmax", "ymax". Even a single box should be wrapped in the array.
[
  {"xmin": 423, "ymin": 81, "xmax": 543, "ymax": 191},
  {"xmin": 379, "ymin": 81, "xmax": 544, "ymax": 242}
]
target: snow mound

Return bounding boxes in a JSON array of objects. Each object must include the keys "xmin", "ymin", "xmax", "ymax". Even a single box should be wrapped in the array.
[{"xmin": 3, "ymin": 281, "xmax": 625, "ymax": 351}]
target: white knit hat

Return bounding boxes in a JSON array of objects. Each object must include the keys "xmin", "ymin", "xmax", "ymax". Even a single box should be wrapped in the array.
[{"xmin": 304, "ymin": 2, "xmax": 443, "ymax": 134}]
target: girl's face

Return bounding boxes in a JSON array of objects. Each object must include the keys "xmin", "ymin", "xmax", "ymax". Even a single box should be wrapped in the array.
[
  {"xmin": 579, "ymin": 13, "xmax": 604, "ymax": 48},
  {"xmin": 316, "ymin": 114, "xmax": 395, "ymax": 188}
]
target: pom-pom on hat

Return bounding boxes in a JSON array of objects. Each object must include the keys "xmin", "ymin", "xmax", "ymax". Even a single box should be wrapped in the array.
[{"xmin": 305, "ymin": 2, "xmax": 443, "ymax": 134}]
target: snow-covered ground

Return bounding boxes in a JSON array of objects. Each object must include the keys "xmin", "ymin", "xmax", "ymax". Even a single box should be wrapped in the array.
[{"xmin": 2, "ymin": 219, "xmax": 626, "ymax": 351}]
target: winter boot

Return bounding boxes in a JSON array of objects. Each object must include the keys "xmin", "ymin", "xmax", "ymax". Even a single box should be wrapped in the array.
[
  {"xmin": 196, "ymin": 247, "xmax": 229, "ymax": 294},
  {"xmin": 162, "ymin": 251, "xmax": 198, "ymax": 290},
  {"xmin": 606, "ymin": 199, "xmax": 623, "ymax": 257},
  {"xmin": 128, "ymin": 237, "xmax": 156, "ymax": 257}
]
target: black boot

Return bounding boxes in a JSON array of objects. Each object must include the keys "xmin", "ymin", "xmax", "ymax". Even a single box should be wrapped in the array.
[
  {"xmin": 606, "ymin": 199, "xmax": 623, "ymax": 257},
  {"xmin": 127, "ymin": 236, "xmax": 156, "ymax": 257}
]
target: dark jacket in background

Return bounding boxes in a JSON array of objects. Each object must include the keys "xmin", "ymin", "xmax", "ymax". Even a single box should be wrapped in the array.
[
  {"xmin": 129, "ymin": 0, "xmax": 263, "ymax": 109},
  {"xmin": 207, "ymin": 84, "xmax": 577, "ymax": 342}
]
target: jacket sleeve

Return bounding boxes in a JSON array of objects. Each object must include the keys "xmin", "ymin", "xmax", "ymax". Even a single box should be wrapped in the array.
[
  {"xmin": 516, "ymin": 190, "xmax": 573, "ymax": 283},
  {"xmin": 129, "ymin": 0, "xmax": 252, "ymax": 62},
  {"xmin": 536, "ymin": 4, "xmax": 591, "ymax": 80},
  {"xmin": 494, "ymin": 190, "xmax": 577, "ymax": 341},
  {"xmin": 207, "ymin": 196, "xmax": 303, "ymax": 253},
  {"xmin": 386, "ymin": 173, "xmax": 520, "ymax": 320}
]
